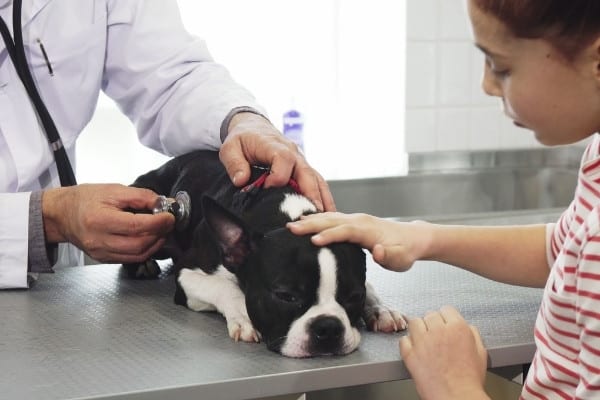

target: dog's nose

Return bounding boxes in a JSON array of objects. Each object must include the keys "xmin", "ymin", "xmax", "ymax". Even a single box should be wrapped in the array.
[{"xmin": 310, "ymin": 316, "xmax": 344, "ymax": 343}]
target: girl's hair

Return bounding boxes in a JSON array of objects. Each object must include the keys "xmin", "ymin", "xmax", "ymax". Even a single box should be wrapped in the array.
[{"xmin": 473, "ymin": 0, "xmax": 600, "ymax": 59}]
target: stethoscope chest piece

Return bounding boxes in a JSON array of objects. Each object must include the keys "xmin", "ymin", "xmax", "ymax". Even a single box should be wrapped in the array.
[{"xmin": 153, "ymin": 191, "xmax": 191, "ymax": 231}]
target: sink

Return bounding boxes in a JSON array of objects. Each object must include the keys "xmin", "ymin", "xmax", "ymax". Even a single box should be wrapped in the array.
[{"xmin": 327, "ymin": 148, "xmax": 580, "ymax": 218}]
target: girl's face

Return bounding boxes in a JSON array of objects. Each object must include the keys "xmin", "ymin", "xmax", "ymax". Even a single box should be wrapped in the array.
[{"xmin": 467, "ymin": 0, "xmax": 600, "ymax": 145}]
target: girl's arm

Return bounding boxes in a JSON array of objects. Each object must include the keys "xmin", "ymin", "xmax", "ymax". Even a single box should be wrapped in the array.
[
  {"xmin": 427, "ymin": 223, "xmax": 549, "ymax": 287},
  {"xmin": 288, "ymin": 212, "xmax": 550, "ymax": 288}
]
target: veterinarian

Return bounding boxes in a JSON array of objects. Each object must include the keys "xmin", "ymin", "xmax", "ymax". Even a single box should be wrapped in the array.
[
  {"xmin": 0, "ymin": 0, "xmax": 334, "ymax": 289},
  {"xmin": 289, "ymin": 0, "xmax": 600, "ymax": 398}
]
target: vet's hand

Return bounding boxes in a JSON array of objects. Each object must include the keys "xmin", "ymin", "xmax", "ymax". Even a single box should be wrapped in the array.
[
  {"xmin": 42, "ymin": 184, "xmax": 175, "ymax": 263},
  {"xmin": 287, "ymin": 212, "xmax": 430, "ymax": 272},
  {"xmin": 219, "ymin": 111, "xmax": 335, "ymax": 212},
  {"xmin": 399, "ymin": 306, "xmax": 489, "ymax": 400}
]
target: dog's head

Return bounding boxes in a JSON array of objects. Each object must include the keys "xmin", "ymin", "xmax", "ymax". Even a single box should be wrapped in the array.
[{"xmin": 202, "ymin": 196, "xmax": 367, "ymax": 357}]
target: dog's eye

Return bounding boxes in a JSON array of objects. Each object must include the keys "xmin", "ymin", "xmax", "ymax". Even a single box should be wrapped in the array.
[{"xmin": 274, "ymin": 290, "xmax": 298, "ymax": 303}]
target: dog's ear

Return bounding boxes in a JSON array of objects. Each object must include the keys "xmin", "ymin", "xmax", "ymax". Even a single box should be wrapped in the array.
[{"xmin": 201, "ymin": 196, "xmax": 257, "ymax": 268}]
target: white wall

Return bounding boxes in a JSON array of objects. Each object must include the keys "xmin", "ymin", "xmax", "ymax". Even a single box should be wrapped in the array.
[
  {"xmin": 404, "ymin": 0, "xmax": 542, "ymax": 153},
  {"xmin": 77, "ymin": 0, "xmax": 546, "ymax": 186},
  {"xmin": 77, "ymin": 0, "xmax": 406, "ymax": 184}
]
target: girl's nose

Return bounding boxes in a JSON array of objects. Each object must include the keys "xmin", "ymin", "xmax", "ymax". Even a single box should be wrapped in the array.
[{"xmin": 481, "ymin": 63, "xmax": 503, "ymax": 98}]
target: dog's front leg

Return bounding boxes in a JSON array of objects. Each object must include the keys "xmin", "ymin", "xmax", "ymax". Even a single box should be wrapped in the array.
[
  {"xmin": 362, "ymin": 282, "xmax": 408, "ymax": 332},
  {"xmin": 178, "ymin": 267, "xmax": 260, "ymax": 343}
]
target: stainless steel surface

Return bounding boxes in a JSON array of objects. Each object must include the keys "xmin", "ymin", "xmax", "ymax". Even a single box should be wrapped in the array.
[
  {"xmin": 407, "ymin": 146, "xmax": 582, "ymax": 173},
  {"xmin": 0, "ymin": 210, "xmax": 557, "ymax": 400},
  {"xmin": 329, "ymin": 147, "xmax": 579, "ymax": 218}
]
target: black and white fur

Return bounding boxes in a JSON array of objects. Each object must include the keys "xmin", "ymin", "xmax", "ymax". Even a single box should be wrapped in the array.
[{"xmin": 125, "ymin": 150, "xmax": 406, "ymax": 357}]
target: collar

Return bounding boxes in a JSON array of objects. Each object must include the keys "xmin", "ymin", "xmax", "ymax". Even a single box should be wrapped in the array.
[
  {"xmin": 240, "ymin": 170, "xmax": 302, "ymax": 195},
  {"xmin": 231, "ymin": 166, "xmax": 302, "ymax": 210}
]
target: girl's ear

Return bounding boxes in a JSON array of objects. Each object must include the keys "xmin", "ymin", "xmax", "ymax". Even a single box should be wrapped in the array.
[{"xmin": 592, "ymin": 36, "xmax": 600, "ymax": 81}]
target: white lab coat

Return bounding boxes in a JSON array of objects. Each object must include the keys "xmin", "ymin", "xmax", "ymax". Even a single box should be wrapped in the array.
[{"xmin": 0, "ymin": 0, "xmax": 264, "ymax": 288}]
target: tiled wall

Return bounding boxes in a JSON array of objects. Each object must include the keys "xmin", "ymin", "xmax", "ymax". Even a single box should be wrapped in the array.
[{"xmin": 404, "ymin": 0, "xmax": 541, "ymax": 153}]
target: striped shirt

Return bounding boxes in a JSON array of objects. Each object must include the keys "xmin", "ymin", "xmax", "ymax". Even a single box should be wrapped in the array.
[{"xmin": 523, "ymin": 134, "xmax": 600, "ymax": 399}]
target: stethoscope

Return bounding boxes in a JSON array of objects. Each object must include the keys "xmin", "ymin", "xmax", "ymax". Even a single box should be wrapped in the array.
[
  {"xmin": 0, "ymin": 0, "xmax": 76, "ymax": 186},
  {"xmin": 0, "ymin": 0, "xmax": 193, "ymax": 227}
]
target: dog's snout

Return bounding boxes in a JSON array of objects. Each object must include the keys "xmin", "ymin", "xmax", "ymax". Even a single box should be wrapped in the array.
[{"xmin": 310, "ymin": 316, "xmax": 344, "ymax": 343}]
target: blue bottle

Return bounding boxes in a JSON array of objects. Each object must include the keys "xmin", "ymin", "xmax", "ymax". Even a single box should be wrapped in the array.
[{"xmin": 282, "ymin": 108, "xmax": 304, "ymax": 152}]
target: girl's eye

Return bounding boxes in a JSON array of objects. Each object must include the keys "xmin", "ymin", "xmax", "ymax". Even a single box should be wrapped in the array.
[
  {"xmin": 485, "ymin": 58, "xmax": 510, "ymax": 79},
  {"xmin": 491, "ymin": 68, "xmax": 510, "ymax": 79}
]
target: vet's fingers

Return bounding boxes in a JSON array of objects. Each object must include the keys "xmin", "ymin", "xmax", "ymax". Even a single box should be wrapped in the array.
[
  {"xmin": 318, "ymin": 174, "xmax": 336, "ymax": 212},
  {"xmin": 219, "ymin": 140, "xmax": 253, "ymax": 187},
  {"xmin": 115, "ymin": 186, "xmax": 163, "ymax": 212},
  {"xmin": 88, "ymin": 236, "xmax": 167, "ymax": 264},
  {"xmin": 286, "ymin": 161, "xmax": 333, "ymax": 212},
  {"xmin": 102, "ymin": 210, "xmax": 174, "ymax": 236},
  {"xmin": 102, "ymin": 231, "xmax": 167, "ymax": 255},
  {"xmin": 261, "ymin": 146, "xmax": 296, "ymax": 187}
]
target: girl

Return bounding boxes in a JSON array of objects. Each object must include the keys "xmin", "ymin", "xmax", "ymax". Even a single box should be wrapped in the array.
[{"xmin": 288, "ymin": 1, "xmax": 600, "ymax": 399}]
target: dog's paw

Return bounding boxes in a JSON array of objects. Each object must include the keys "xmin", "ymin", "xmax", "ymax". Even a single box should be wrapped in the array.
[
  {"xmin": 122, "ymin": 260, "xmax": 161, "ymax": 279},
  {"xmin": 364, "ymin": 305, "xmax": 408, "ymax": 333},
  {"xmin": 226, "ymin": 315, "xmax": 261, "ymax": 343}
]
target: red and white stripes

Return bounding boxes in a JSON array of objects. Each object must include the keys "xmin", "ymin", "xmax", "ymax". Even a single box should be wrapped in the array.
[{"xmin": 523, "ymin": 134, "xmax": 600, "ymax": 399}]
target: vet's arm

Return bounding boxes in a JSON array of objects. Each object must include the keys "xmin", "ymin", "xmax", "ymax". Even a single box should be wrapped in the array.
[
  {"xmin": 219, "ymin": 111, "xmax": 335, "ymax": 212},
  {"xmin": 42, "ymin": 184, "xmax": 175, "ymax": 263},
  {"xmin": 288, "ymin": 212, "xmax": 549, "ymax": 288}
]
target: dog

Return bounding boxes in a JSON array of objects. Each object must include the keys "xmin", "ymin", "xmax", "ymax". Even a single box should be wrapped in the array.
[{"xmin": 124, "ymin": 150, "xmax": 406, "ymax": 357}]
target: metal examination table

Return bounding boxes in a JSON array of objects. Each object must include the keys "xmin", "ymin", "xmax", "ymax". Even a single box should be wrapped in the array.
[{"xmin": 0, "ymin": 210, "xmax": 558, "ymax": 400}]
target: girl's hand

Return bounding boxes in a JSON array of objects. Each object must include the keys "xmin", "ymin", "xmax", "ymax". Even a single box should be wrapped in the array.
[
  {"xmin": 42, "ymin": 184, "xmax": 175, "ymax": 263},
  {"xmin": 287, "ymin": 212, "xmax": 432, "ymax": 272},
  {"xmin": 399, "ymin": 306, "xmax": 490, "ymax": 400}
]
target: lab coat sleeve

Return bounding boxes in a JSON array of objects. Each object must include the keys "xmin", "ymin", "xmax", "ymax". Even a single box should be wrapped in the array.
[
  {"xmin": 0, "ymin": 192, "xmax": 31, "ymax": 288},
  {"xmin": 102, "ymin": 0, "xmax": 267, "ymax": 156},
  {"xmin": 28, "ymin": 191, "xmax": 56, "ymax": 274}
]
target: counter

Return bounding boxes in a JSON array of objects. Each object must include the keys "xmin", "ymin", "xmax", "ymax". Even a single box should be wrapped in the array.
[{"xmin": 0, "ymin": 209, "xmax": 560, "ymax": 400}]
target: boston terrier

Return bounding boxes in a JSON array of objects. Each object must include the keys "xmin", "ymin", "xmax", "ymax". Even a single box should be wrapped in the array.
[{"xmin": 125, "ymin": 150, "xmax": 406, "ymax": 357}]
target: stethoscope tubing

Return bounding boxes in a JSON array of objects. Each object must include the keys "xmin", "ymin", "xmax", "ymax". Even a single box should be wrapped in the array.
[{"xmin": 0, "ymin": 0, "xmax": 76, "ymax": 186}]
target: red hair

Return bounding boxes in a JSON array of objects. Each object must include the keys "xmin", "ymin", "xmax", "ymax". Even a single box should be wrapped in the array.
[{"xmin": 473, "ymin": 0, "xmax": 600, "ymax": 59}]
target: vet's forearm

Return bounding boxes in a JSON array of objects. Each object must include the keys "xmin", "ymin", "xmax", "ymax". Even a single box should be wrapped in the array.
[{"xmin": 426, "ymin": 224, "xmax": 549, "ymax": 288}]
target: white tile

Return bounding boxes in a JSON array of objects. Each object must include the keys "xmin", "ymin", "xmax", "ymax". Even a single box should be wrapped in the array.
[
  {"xmin": 438, "ymin": 42, "xmax": 472, "ymax": 106},
  {"xmin": 436, "ymin": 107, "xmax": 470, "ymax": 151},
  {"xmin": 469, "ymin": 106, "xmax": 502, "ymax": 150},
  {"xmin": 407, "ymin": 0, "xmax": 438, "ymax": 40},
  {"xmin": 405, "ymin": 107, "xmax": 437, "ymax": 152},
  {"xmin": 406, "ymin": 42, "xmax": 437, "ymax": 107},
  {"xmin": 439, "ymin": 0, "xmax": 470, "ymax": 40}
]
